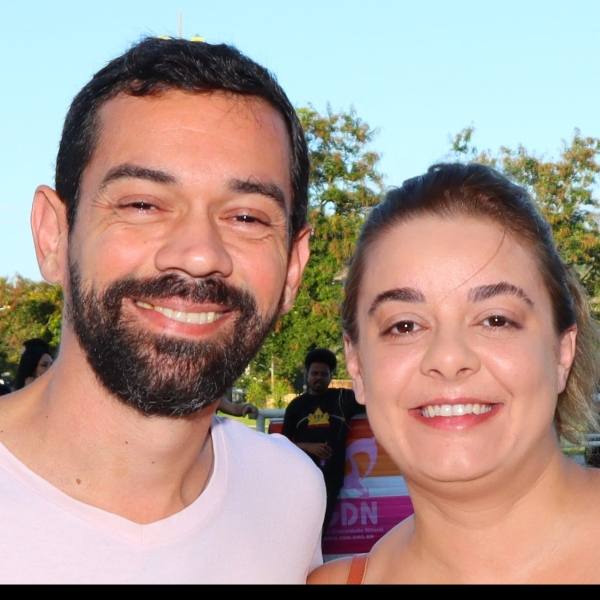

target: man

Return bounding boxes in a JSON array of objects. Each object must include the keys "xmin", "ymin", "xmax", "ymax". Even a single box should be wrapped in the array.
[
  {"xmin": 282, "ymin": 349, "xmax": 365, "ymax": 535},
  {"xmin": 0, "ymin": 37, "xmax": 325, "ymax": 583}
]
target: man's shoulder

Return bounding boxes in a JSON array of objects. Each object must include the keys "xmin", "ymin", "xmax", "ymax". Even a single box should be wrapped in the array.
[
  {"xmin": 286, "ymin": 392, "xmax": 311, "ymax": 408},
  {"xmin": 327, "ymin": 387, "xmax": 356, "ymax": 403},
  {"xmin": 213, "ymin": 416, "xmax": 319, "ymax": 471},
  {"xmin": 283, "ymin": 393, "xmax": 316, "ymax": 418},
  {"xmin": 327, "ymin": 387, "xmax": 365, "ymax": 417},
  {"xmin": 332, "ymin": 387, "xmax": 355, "ymax": 398}
]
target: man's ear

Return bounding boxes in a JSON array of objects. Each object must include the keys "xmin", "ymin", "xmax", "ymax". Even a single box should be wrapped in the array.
[
  {"xmin": 280, "ymin": 225, "xmax": 311, "ymax": 315},
  {"xmin": 344, "ymin": 333, "xmax": 366, "ymax": 406},
  {"xmin": 557, "ymin": 326, "xmax": 577, "ymax": 394},
  {"xmin": 31, "ymin": 185, "xmax": 69, "ymax": 284}
]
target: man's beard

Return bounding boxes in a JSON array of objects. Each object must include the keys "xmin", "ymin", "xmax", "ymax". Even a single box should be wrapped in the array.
[{"xmin": 66, "ymin": 260, "xmax": 280, "ymax": 417}]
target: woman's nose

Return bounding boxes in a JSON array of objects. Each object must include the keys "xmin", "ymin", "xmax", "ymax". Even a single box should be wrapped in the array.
[{"xmin": 419, "ymin": 326, "xmax": 481, "ymax": 381}]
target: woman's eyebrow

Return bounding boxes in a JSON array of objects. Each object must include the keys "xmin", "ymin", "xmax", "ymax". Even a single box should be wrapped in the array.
[
  {"xmin": 468, "ymin": 282, "xmax": 534, "ymax": 309},
  {"xmin": 368, "ymin": 287, "xmax": 425, "ymax": 316}
]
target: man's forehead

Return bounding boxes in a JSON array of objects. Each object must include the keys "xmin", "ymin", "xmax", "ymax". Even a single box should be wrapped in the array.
[
  {"xmin": 82, "ymin": 89, "xmax": 294, "ymax": 207},
  {"xmin": 95, "ymin": 90, "xmax": 290, "ymax": 149},
  {"xmin": 309, "ymin": 363, "xmax": 331, "ymax": 373}
]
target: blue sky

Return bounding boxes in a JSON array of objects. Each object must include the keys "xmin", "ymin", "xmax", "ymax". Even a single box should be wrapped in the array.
[{"xmin": 1, "ymin": 0, "xmax": 598, "ymax": 280}]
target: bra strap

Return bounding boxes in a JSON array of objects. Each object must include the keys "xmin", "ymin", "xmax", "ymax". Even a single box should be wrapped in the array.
[{"xmin": 347, "ymin": 553, "xmax": 369, "ymax": 584}]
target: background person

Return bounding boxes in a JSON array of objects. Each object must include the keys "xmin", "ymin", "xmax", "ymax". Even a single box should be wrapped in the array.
[
  {"xmin": 20, "ymin": 338, "xmax": 50, "ymax": 355},
  {"xmin": 217, "ymin": 396, "xmax": 259, "ymax": 419},
  {"xmin": 14, "ymin": 344, "xmax": 53, "ymax": 389},
  {"xmin": 310, "ymin": 163, "xmax": 600, "ymax": 583},
  {"xmin": 282, "ymin": 348, "xmax": 364, "ymax": 535}
]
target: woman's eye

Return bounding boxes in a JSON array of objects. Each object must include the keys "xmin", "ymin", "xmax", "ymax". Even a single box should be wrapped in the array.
[
  {"xmin": 390, "ymin": 321, "xmax": 421, "ymax": 335},
  {"xmin": 482, "ymin": 315, "xmax": 514, "ymax": 328}
]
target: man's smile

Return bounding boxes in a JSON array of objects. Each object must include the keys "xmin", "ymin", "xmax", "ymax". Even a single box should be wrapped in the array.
[{"xmin": 135, "ymin": 300, "xmax": 225, "ymax": 325}]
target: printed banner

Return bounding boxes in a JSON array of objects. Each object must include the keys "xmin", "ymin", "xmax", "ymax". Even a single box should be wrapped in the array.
[
  {"xmin": 324, "ymin": 496, "xmax": 414, "ymax": 554},
  {"xmin": 322, "ymin": 416, "xmax": 414, "ymax": 556}
]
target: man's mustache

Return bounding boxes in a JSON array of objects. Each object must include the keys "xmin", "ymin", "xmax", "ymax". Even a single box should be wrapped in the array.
[{"xmin": 99, "ymin": 274, "xmax": 256, "ymax": 313}]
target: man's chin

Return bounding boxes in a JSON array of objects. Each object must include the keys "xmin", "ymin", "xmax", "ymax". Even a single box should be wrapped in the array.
[{"xmin": 67, "ymin": 265, "xmax": 279, "ymax": 417}]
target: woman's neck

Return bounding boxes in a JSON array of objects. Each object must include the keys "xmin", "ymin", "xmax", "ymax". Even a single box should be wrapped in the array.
[{"xmin": 380, "ymin": 446, "xmax": 593, "ymax": 583}]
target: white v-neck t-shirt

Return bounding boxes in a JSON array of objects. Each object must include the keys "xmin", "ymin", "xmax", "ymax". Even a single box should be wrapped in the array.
[{"xmin": 0, "ymin": 416, "xmax": 325, "ymax": 583}]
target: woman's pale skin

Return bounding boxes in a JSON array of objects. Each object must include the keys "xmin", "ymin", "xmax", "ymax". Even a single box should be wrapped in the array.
[{"xmin": 310, "ymin": 215, "xmax": 600, "ymax": 584}]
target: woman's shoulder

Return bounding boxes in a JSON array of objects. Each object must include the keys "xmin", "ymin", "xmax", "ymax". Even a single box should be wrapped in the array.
[
  {"xmin": 570, "ymin": 463, "xmax": 600, "ymax": 518},
  {"xmin": 308, "ymin": 556, "xmax": 354, "ymax": 584}
]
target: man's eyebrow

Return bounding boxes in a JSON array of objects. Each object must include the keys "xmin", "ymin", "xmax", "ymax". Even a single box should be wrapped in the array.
[
  {"xmin": 368, "ymin": 288, "xmax": 426, "ymax": 316},
  {"xmin": 98, "ymin": 164, "xmax": 179, "ymax": 193},
  {"xmin": 468, "ymin": 282, "xmax": 534, "ymax": 309},
  {"xmin": 228, "ymin": 178, "xmax": 287, "ymax": 212}
]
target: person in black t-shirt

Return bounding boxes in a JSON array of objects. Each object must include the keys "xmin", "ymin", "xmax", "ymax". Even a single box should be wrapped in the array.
[{"xmin": 282, "ymin": 349, "xmax": 364, "ymax": 534}]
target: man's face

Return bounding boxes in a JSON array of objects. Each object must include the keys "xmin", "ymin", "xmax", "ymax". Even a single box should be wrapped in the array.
[
  {"xmin": 307, "ymin": 362, "xmax": 332, "ymax": 395},
  {"xmin": 55, "ymin": 91, "xmax": 309, "ymax": 415}
]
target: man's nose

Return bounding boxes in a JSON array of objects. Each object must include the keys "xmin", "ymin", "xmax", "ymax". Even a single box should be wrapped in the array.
[
  {"xmin": 419, "ymin": 326, "xmax": 481, "ymax": 381},
  {"xmin": 153, "ymin": 213, "xmax": 234, "ymax": 279}
]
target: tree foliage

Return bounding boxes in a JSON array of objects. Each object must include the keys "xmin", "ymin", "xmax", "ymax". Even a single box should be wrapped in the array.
[
  {"xmin": 245, "ymin": 105, "xmax": 384, "ymax": 392},
  {"xmin": 449, "ymin": 127, "xmax": 600, "ymax": 310},
  {"xmin": 0, "ymin": 277, "xmax": 63, "ymax": 378}
]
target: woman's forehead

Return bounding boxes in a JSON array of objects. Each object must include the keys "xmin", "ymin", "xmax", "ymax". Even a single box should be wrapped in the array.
[{"xmin": 359, "ymin": 215, "xmax": 548, "ymax": 307}]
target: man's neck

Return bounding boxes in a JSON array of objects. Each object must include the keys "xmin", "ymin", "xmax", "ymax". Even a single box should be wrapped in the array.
[
  {"xmin": 0, "ymin": 338, "xmax": 218, "ymax": 524},
  {"xmin": 308, "ymin": 388, "xmax": 328, "ymax": 396}
]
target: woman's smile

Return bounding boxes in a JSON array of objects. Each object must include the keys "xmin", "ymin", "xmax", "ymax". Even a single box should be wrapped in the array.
[{"xmin": 346, "ymin": 214, "xmax": 574, "ymax": 484}]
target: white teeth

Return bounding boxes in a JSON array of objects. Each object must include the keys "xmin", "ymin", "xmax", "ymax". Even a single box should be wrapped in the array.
[
  {"xmin": 452, "ymin": 404, "xmax": 465, "ymax": 416},
  {"xmin": 440, "ymin": 405, "xmax": 452, "ymax": 417},
  {"xmin": 135, "ymin": 301, "xmax": 222, "ymax": 325},
  {"xmin": 420, "ymin": 403, "xmax": 493, "ymax": 418}
]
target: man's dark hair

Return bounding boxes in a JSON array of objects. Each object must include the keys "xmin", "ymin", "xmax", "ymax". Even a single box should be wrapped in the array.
[
  {"xmin": 55, "ymin": 37, "xmax": 309, "ymax": 240},
  {"xmin": 304, "ymin": 348, "xmax": 337, "ymax": 373}
]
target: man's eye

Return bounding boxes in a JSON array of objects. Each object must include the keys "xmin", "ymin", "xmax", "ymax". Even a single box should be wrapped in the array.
[
  {"xmin": 127, "ymin": 201, "xmax": 155, "ymax": 211},
  {"xmin": 234, "ymin": 214, "xmax": 267, "ymax": 225}
]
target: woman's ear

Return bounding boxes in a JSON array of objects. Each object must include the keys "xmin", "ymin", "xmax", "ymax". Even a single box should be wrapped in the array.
[
  {"xmin": 31, "ymin": 186, "xmax": 69, "ymax": 284},
  {"xmin": 557, "ymin": 326, "xmax": 577, "ymax": 394},
  {"xmin": 344, "ymin": 333, "xmax": 366, "ymax": 405}
]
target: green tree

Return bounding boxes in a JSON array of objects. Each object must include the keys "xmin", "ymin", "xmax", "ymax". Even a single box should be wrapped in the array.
[
  {"xmin": 0, "ymin": 277, "xmax": 63, "ymax": 377},
  {"xmin": 449, "ymin": 128, "xmax": 600, "ymax": 311},
  {"xmin": 245, "ymin": 105, "xmax": 384, "ymax": 390},
  {"xmin": 243, "ymin": 376, "xmax": 292, "ymax": 409}
]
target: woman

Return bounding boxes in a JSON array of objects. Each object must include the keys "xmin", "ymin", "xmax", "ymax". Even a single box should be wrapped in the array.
[
  {"xmin": 14, "ymin": 344, "xmax": 53, "ymax": 390},
  {"xmin": 310, "ymin": 163, "xmax": 600, "ymax": 584}
]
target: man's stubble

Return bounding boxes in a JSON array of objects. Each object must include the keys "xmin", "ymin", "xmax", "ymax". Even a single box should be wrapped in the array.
[{"xmin": 66, "ymin": 256, "xmax": 281, "ymax": 417}]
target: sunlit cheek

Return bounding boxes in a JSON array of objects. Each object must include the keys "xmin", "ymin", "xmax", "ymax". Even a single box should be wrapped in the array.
[
  {"xmin": 233, "ymin": 252, "xmax": 288, "ymax": 312},
  {"xmin": 84, "ymin": 230, "xmax": 161, "ymax": 282}
]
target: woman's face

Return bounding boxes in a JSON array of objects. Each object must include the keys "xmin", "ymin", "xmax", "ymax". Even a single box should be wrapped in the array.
[
  {"xmin": 345, "ymin": 215, "xmax": 576, "ymax": 486},
  {"xmin": 34, "ymin": 353, "xmax": 53, "ymax": 379}
]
